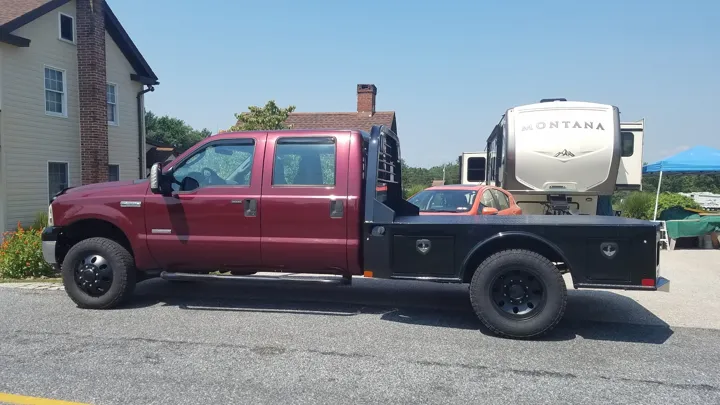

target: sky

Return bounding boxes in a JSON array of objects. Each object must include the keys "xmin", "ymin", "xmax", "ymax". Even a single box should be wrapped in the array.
[{"xmin": 110, "ymin": 0, "xmax": 719, "ymax": 168}]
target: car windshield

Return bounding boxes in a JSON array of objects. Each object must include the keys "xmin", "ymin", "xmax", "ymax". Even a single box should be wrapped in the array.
[{"xmin": 408, "ymin": 189, "xmax": 477, "ymax": 212}]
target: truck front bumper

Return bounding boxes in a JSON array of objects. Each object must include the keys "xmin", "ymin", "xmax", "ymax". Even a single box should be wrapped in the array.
[{"xmin": 41, "ymin": 226, "xmax": 61, "ymax": 269}]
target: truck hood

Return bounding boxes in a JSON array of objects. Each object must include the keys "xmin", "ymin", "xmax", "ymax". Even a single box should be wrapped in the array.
[{"xmin": 58, "ymin": 179, "xmax": 149, "ymax": 199}]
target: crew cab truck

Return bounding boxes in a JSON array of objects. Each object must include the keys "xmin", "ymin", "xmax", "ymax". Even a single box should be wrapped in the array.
[{"xmin": 41, "ymin": 125, "xmax": 669, "ymax": 339}]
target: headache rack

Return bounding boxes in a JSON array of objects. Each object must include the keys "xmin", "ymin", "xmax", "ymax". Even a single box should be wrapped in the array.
[
  {"xmin": 364, "ymin": 125, "xmax": 419, "ymax": 223},
  {"xmin": 377, "ymin": 131, "xmax": 400, "ymax": 185}
]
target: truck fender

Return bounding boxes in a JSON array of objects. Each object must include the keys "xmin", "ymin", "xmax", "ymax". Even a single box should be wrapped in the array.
[
  {"xmin": 57, "ymin": 206, "xmax": 148, "ymax": 264},
  {"xmin": 459, "ymin": 231, "xmax": 572, "ymax": 282}
]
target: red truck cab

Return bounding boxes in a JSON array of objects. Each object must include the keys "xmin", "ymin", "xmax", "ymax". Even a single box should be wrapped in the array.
[
  {"xmin": 43, "ymin": 125, "xmax": 667, "ymax": 339},
  {"xmin": 47, "ymin": 129, "xmax": 367, "ymax": 276}
]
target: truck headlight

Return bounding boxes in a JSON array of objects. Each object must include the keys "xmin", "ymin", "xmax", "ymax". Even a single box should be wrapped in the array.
[{"xmin": 48, "ymin": 204, "xmax": 54, "ymax": 227}]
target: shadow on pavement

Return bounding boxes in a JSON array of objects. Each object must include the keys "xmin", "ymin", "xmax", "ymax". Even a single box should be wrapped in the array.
[{"xmin": 127, "ymin": 277, "xmax": 673, "ymax": 344}]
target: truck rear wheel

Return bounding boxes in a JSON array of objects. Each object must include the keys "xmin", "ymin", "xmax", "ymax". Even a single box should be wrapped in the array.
[
  {"xmin": 469, "ymin": 249, "xmax": 567, "ymax": 339},
  {"xmin": 61, "ymin": 237, "xmax": 136, "ymax": 309}
]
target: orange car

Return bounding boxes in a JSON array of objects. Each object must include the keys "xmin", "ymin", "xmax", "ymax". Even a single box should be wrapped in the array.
[{"xmin": 407, "ymin": 184, "xmax": 522, "ymax": 216}]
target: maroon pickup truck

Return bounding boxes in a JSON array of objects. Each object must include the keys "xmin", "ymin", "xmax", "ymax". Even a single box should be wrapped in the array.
[{"xmin": 42, "ymin": 125, "xmax": 668, "ymax": 339}]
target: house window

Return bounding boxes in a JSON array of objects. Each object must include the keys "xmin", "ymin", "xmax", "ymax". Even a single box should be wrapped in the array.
[
  {"xmin": 107, "ymin": 84, "xmax": 118, "ymax": 125},
  {"xmin": 44, "ymin": 66, "xmax": 66, "ymax": 117},
  {"xmin": 58, "ymin": 13, "xmax": 74, "ymax": 43},
  {"xmin": 48, "ymin": 162, "xmax": 69, "ymax": 203},
  {"xmin": 108, "ymin": 165, "xmax": 120, "ymax": 181}
]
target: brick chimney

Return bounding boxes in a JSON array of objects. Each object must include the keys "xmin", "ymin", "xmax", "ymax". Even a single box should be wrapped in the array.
[
  {"xmin": 76, "ymin": 0, "xmax": 108, "ymax": 184},
  {"xmin": 357, "ymin": 84, "xmax": 377, "ymax": 116}
]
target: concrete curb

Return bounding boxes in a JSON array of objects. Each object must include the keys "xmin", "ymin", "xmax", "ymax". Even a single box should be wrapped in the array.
[{"xmin": 0, "ymin": 282, "xmax": 64, "ymax": 291}]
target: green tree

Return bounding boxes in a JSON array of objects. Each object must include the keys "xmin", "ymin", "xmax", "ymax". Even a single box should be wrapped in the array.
[
  {"xmin": 145, "ymin": 111, "xmax": 211, "ymax": 153},
  {"xmin": 401, "ymin": 159, "xmax": 460, "ymax": 189},
  {"xmin": 226, "ymin": 100, "xmax": 296, "ymax": 131}
]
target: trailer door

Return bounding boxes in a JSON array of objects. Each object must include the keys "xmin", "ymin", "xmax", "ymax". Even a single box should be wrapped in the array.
[{"xmin": 617, "ymin": 120, "xmax": 644, "ymax": 190}]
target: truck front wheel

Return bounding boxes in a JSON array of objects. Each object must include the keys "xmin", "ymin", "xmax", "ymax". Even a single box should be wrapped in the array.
[
  {"xmin": 61, "ymin": 237, "xmax": 137, "ymax": 309},
  {"xmin": 469, "ymin": 249, "xmax": 567, "ymax": 339}
]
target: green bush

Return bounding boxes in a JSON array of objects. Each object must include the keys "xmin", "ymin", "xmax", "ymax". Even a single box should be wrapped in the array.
[
  {"xmin": 31, "ymin": 211, "xmax": 48, "ymax": 231},
  {"xmin": 620, "ymin": 192, "xmax": 654, "ymax": 219},
  {"xmin": 620, "ymin": 191, "xmax": 702, "ymax": 220},
  {"xmin": 0, "ymin": 222, "xmax": 54, "ymax": 279},
  {"xmin": 404, "ymin": 184, "xmax": 426, "ymax": 199},
  {"xmin": 650, "ymin": 192, "xmax": 701, "ymax": 219}
]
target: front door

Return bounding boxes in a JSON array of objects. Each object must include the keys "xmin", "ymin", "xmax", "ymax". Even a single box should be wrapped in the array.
[
  {"xmin": 489, "ymin": 188, "xmax": 520, "ymax": 215},
  {"xmin": 260, "ymin": 133, "xmax": 349, "ymax": 273},
  {"xmin": 144, "ymin": 135, "xmax": 266, "ymax": 271}
]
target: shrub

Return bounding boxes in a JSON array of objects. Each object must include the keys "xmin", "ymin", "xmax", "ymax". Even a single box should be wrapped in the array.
[
  {"xmin": 620, "ymin": 191, "xmax": 702, "ymax": 220},
  {"xmin": 620, "ymin": 192, "xmax": 654, "ymax": 220},
  {"xmin": 649, "ymin": 192, "xmax": 701, "ymax": 219},
  {"xmin": 404, "ymin": 184, "xmax": 426, "ymax": 199},
  {"xmin": 31, "ymin": 211, "xmax": 49, "ymax": 231},
  {"xmin": 0, "ymin": 222, "xmax": 54, "ymax": 279}
]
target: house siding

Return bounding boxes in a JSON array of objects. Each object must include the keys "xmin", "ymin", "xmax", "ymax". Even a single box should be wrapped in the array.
[
  {"xmin": 0, "ymin": 46, "xmax": 5, "ymax": 234},
  {"xmin": 1, "ymin": 1, "xmax": 81, "ymax": 230},
  {"xmin": 106, "ymin": 31, "xmax": 142, "ymax": 181},
  {"xmin": 0, "ymin": 0, "xmax": 142, "ymax": 231}
]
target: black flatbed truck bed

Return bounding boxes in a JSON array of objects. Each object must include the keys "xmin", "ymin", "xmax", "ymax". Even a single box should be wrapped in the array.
[{"xmin": 359, "ymin": 126, "xmax": 667, "ymax": 338}]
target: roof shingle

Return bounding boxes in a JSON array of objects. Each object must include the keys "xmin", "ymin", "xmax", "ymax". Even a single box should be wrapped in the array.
[
  {"xmin": 0, "ymin": 0, "xmax": 51, "ymax": 26},
  {"xmin": 284, "ymin": 111, "xmax": 396, "ymax": 133}
]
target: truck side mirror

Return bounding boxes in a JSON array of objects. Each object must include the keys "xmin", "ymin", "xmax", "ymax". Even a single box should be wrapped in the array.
[{"xmin": 149, "ymin": 162, "xmax": 163, "ymax": 194}]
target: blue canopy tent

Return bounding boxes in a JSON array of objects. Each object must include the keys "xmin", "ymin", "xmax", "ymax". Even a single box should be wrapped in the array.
[{"xmin": 642, "ymin": 145, "xmax": 720, "ymax": 220}]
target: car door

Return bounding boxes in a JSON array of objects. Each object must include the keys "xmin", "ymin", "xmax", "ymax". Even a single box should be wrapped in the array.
[
  {"xmin": 260, "ymin": 133, "xmax": 349, "ymax": 273},
  {"xmin": 478, "ymin": 188, "xmax": 498, "ymax": 214},
  {"xmin": 490, "ymin": 188, "xmax": 515, "ymax": 215},
  {"xmin": 144, "ymin": 135, "xmax": 267, "ymax": 271}
]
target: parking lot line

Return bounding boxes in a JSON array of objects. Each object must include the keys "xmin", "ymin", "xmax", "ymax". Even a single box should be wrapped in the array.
[{"xmin": 0, "ymin": 392, "xmax": 91, "ymax": 405}]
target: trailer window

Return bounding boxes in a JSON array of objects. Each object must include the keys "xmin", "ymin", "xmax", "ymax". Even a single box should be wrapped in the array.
[
  {"xmin": 621, "ymin": 132, "xmax": 634, "ymax": 157},
  {"xmin": 467, "ymin": 157, "xmax": 486, "ymax": 182}
]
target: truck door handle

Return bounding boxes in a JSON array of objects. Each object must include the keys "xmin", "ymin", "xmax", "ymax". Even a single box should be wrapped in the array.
[
  {"xmin": 243, "ymin": 199, "xmax": 257, "ymax": 217},
  {"xmin": 329, "ymin": 200, "xmax": 343, "ymax": 218}
]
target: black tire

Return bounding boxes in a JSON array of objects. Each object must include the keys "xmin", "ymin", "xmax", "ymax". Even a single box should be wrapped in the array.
[
  {"xmin": 469, "ymin": 249, "xmax": 567, "ymax": 339},
  {"xmin": 61, "ymin": 237, "xmax": 137, "ymax": 309}
]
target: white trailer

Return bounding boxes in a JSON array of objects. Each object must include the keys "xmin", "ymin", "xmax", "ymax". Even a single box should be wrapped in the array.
[{"xmin": 481, "ymin": 98, "xmax": 643, "ymax": 215}]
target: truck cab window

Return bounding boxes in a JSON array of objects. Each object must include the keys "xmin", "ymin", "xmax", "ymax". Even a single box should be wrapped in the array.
[
  {"xmin": 172, "ymin": 143, "xmax": 255, "ymax": 191},
  {"xmin": 621, "ymin": 132, "xmax": 634, "ymax": 157},
  {"xmin": 273, "ymin": 139, "xmax": 336, "ymax": 186}
]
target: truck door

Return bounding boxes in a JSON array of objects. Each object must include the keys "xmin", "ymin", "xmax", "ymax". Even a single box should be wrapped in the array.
[
  {"xmin": 144, "ymin": 134, "xmax": 267, "ymax": 271},
  {"xmin": 616, "ymin": 119, "xmax": 644, "ymax": 190},
  {"xmin": 260, "ymin": 133, "xmax": 349, "ymax": 272}
]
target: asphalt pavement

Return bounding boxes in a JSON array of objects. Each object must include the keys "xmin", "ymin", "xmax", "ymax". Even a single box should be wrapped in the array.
[{"xmin": 1, "ymin": 250, "xmax": 719, "ymax": 405}]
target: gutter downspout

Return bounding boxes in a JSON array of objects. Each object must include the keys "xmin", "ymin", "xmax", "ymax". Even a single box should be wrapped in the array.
[{"xmin": 137, "ymin": 85, "xmax": 155, "ymax": 178}]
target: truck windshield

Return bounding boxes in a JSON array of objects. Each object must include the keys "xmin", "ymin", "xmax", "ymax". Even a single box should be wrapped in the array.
[{"xmin": 408, "ymin": 189, "xmax": 477, "ymax": 212}]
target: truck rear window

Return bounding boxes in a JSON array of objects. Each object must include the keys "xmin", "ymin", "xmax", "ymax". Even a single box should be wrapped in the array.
[{"xmin": 273, "ymin": 138, "xmax": 336, "ymax": 186}]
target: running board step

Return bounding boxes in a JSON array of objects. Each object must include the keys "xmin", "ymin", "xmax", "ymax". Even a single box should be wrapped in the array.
[{"xmin": 160, "ymin": 271, "xmax": 352, "ymax": 285}]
